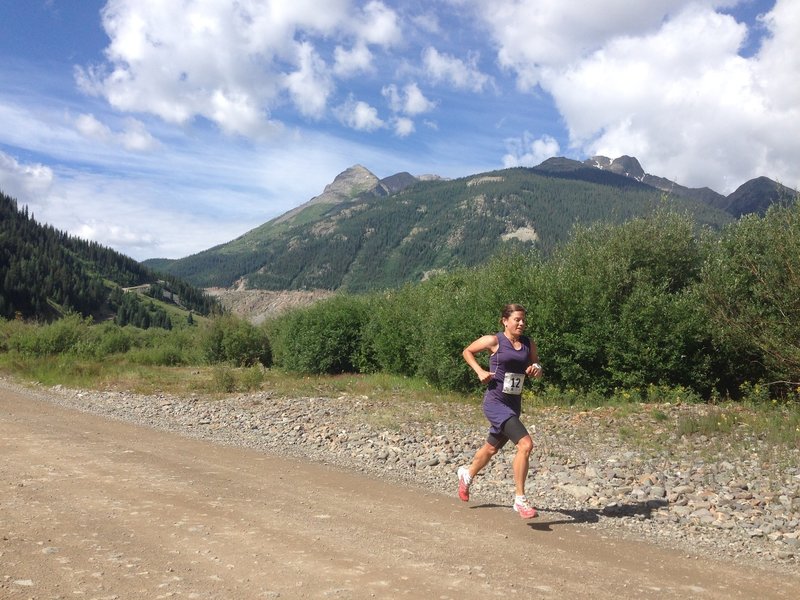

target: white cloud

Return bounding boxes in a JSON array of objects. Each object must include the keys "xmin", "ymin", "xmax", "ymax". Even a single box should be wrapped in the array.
[
  {"xmin": 502, "ymin": 133, "xmax": 560, "ymax": 168},
  {"xmin": 478, "ymin": 0, "xmax": 717, "ymax": 89},
  {"xmin": 74, "ymin": 220, "xmax": 156, "ymax": 252},
  {"xmin": 0, "ymin": 151, "xmax": 54, "ymax": 204},
  {"xmin": 382, "ymin": 84, "xmax": 403, "ymax": 113},
  {"xmin": 422, "ymin": 47, "xmax": 491, "ymax": 92},
  {"xmin": 411, "ymin": 12, "xmax": 441, "ymax": 35},
  {"xmin": 402, "ymin": 82, "xmax": 436, "ymax": 115},
  {"xmin": 382, "ymin": 82, "xmax": 436, "ymax": 116},
  {"xmin": 209, "ymin": 88, "xmax": 269, "ymax": 135},
  {"xmin": 393, "ymin": 117, "xmax": 415, "ymax": 137},
  {"xmin": 119, "ymin": 118, "xmax": 160, "ymax": 152},
  {"xmin": 74, "ymin": 0, "xmax": 360, "ymax": 133},
  {"xmin": 755, "ymin": 0, "xmax": 800, "ymax": 110},
  {"xmin": 75, "ymin": 113, "xmax": 113, "ymax": 142},
  {"xmin": 356, "ymin": 1, "xmax": 402, "ymax": 46},
  {"xmin": 334, "ymin": 43, "xmax": 374, "ymax": 77},
  {"xmin": 477, "ymin": 0, "xmax": 800, "ymax": 193},
  {"xmin": 335, "ymin": 96, "xmax": 385, "ymax": 131},
  {"xmin": 283, "ymin": 42, "xmax": 334, "ymax": 119}
]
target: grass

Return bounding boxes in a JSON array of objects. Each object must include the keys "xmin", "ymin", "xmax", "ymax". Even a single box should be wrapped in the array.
[
  {"xmin": 676, "ymin": 401, "xmax": 800, "ymax": 447},
  {"xmin": 0, "ymin": 352, "xmax": 464, "ymax": 403}
]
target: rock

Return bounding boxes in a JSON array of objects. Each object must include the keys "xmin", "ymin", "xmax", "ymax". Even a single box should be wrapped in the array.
[
  {"xmin": 650, "ymin": 486, "xmax": 667, "ymax": 499},
  {"xmin": 561, "ymin": 484, "xmax": 595, "ymax": 500}
]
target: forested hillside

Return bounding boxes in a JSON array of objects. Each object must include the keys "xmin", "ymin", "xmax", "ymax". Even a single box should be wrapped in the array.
[
  {"xmin": 0, "ymin": 191, "xmax": 220, "ymax": 324},
  {"xmin": 151, "ymin": 166, "xmax": 733, "ymax": 292}
]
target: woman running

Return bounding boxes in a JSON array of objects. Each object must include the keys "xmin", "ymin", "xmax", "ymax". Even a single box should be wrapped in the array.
[{"xmin": 457, "ymin": 303, "xmax": 543, "ymax": 518}]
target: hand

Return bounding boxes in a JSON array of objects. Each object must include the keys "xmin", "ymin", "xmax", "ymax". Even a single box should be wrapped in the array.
[
  {"xmin": 527, "ymin": 362, "xmax": 543, "ymax": 378},
  {"xmin": 478, "ymin": 370, "xmax": 495, "ymax": 384}
]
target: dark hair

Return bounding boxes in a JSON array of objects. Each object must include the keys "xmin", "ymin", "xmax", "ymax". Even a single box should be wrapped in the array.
[{"xmin": 501, "ymin": 303, "xmax": 526, "ymax": 323}]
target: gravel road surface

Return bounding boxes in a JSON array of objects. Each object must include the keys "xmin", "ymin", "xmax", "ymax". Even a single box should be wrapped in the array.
[{"xmin": 2, "ymin": 383, "xmax": 799, "ymax": 599}]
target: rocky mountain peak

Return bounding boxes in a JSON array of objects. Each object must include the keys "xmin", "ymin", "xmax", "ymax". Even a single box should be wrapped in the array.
[
  {"xmin": 320, "ymin": 164, "xmax": 381, "ymax": 200},
  {"xmin": 588, "ymin": 155, "xmax": 645, "ymax": 180},
  {"xmin": 273, "ymin": 165, "xmax": 381, "ymax": 225}
]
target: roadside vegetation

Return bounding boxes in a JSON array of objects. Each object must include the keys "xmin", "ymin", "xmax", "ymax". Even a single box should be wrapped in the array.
[{"xmin": 1, "ymin": 199, "xmax": 798, "ymax": 451}]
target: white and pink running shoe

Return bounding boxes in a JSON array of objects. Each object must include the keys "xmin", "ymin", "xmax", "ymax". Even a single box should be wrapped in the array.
[{"xmin": 513, "ymin": 495, "xmax": 538, "ymax": 519}]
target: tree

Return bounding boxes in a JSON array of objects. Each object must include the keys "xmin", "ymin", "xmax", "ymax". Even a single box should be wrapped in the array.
[{"xmin": 700, "ymin": 195, "xmax": 800, "ymax": 394}]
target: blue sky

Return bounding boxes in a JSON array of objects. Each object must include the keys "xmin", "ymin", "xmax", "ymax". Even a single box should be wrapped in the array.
[{"xmin": 1, "ymin": 0, "xmax": 796, "ymax": 261}]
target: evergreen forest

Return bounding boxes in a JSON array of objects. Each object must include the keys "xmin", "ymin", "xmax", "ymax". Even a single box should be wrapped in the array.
[{"xmin": 0, "ymin": 191, "xmax": 220, "ymax": 326}]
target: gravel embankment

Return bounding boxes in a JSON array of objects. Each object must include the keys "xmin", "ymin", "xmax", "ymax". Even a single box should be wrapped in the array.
[{"xmin": 9, "ymin": 379, "xmax": 799, "ymax": 572}]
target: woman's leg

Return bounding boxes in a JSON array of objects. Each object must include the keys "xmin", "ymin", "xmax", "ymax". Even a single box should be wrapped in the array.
[
  {"xmin": 512, "ymin": 434, "xmax": 534, "ymax": 496},
  {"xmin": 458, "ymin": 438, "xmax": 502, "ymax": 501},
  {"xmin": 468, "ymin": 442, "xmax": 499, "ymax": 478}
]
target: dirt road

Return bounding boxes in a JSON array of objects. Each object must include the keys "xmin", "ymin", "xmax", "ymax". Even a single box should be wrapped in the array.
[{"xmin": 1, "ymin": 387, "xmax": 798, "ymax": 599}]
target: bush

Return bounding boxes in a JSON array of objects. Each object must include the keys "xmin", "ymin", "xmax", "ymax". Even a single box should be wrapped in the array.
[
  {"xmin": 268, "ymin": 295, "xmax": 369, "ymax": 374},
  {"xmin": 358, "ymin": 285, "xmax": 422, "ymax": 376},
  {"xmin": 202, "ymin": 316, "xmax": 271, "ymax": 367},
  {"xmin": 528, "ymin": 209, "xmax": 714, "ymax": 394},
  {"xmin": 7, "ymin": 313, "xmax": 92, "ymax": 356},
  {"xmin": 211, "ymin": 365, "xmax": 237, "ymax": 393},
  {"xmin": 699, "ymin": 196, "xmax": 800, "ymax": 396}
]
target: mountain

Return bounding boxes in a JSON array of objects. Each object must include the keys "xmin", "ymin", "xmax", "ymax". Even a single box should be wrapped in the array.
[
  {"xmin": 147, "ymin": 162, "xmax": 734, "ymax": 293},
  {"xmin": 0, "ymin": 190, "xmax": 220, "ymax": 324},
  {"xmin": 712, "ymin": 176, "xmax": 797, "ymax": 218},
  {"xmin": 582, "ymin": 155, "xmax": 799, "ymax": 214}
]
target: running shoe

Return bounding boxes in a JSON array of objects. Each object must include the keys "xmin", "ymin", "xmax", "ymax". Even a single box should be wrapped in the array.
[
  {"xmin": 457, "ymin": 466, "xmax": 471, "ymax": 502},
  {"xmin": 513, "ymin": 495, "xmax": 538, "ymax": 519}
]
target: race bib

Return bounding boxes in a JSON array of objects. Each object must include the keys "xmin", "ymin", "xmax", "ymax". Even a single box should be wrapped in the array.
[{"xmin": 502, "ymin": 372, "xmax": 525, "ymax": 395}]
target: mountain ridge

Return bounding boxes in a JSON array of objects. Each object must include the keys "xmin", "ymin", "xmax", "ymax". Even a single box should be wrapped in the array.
[{"xmin": 145, "ymin": 157, "xmax": 753, "ymax": 292}]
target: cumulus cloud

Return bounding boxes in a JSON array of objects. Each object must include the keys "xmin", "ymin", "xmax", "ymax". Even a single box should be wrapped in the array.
[
  {"xmin": 334, "ymin": 43, "xmax": 374, "ymax": 77},
  {"xmin": 411, "ymin": 12, "xmax": 441, "ymax": 34},
  {"xmin": 422, "ymin": 47, "xmax": 492, "ymax": 92},
  {"xmin": 393, "ymin": 117, "xmax": 415, "ymax": 137},
  {"xmin": 74, "ymin": 220, "xmax": 156, "ymax": 251},
  {"xmin": 335, "ymin": 95, "xmax": 385, "ymax": 131},
  {"xmin": 477, "ymin": 0, "xmax": 717, "ymax": 89},
  {"xmin": 382, "ymin": 82, "xmax": 436, "ymax": 116},
  {"xmin": 119, "ymin": 118, "xmax": 160, "ymax": 151},
  {"xmin": 478, "ymin": 0, "xmax": 800, "ymax": 193},
  {"xmin": 283, "ymin": 42, "xmax": 334, "ymax": 119},
  {"xmin": 71, "ymin": 1, "xmax": 409, "ymax": 137},
  {"xmin": 75, "ymin": 113, "xmax": 113, "ymax": 142},
  {"xmin": 74, "ymin": 0, "xmax": 366, "ymax": 133},
  {"xmin": 355, "ymin": 1, "xmax": 402, "ymax": 46},
  {"xmin": 502, "ymin": 133, "xmax": 561, "ymax": 168},
  {"xmin": 0, "ymin": 150, "xmax": 54, "ymax": 204},
  {"xmin": 755, "ymin": 0, "xmax": 800, "ymax": 110},
  {"xmin": 403, "ymin": 82, "xmax": 437, "ymax": 115}
]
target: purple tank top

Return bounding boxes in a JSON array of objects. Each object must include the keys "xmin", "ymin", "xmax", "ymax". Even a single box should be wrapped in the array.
[{"xmin": 483, "ymin": 333, "xmax": 531, "ymax": 428}]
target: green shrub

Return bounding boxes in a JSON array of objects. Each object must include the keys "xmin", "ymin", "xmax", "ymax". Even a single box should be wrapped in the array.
[
  {"xmin": 529, "ymin": 209, "xmax": 713, "ymax": 394},
  {"xmin": 239, "ymin": 364, "xmax": 266, "ymax": 391},
  {"xmin": 211, "ymin": 365, "xmax": 237, "ymax": 392},
  {"xmin": 94, "ymin": 323, "xmax": 134, "ymax": 355},
  {"xmin": 202, "ymin": 315, "xmax": 271, "ymax": 367},
  {"xmin": 269, "ymin": 295, "xmax": 369, "ymax": 374},
  {"xmin": 699, "ymin": 196, "xmax": 800, "ymax": 396},
  {"xmin": 7, "ymin": 313, "xmax": 92, "ymax": 356},
  {"xmin": 358, "ymin": 285, "xmax": 422, "ymax": 376},
  {"xmin": 389, "ymin": 250, "xmax": 540, "ymax": 392}
]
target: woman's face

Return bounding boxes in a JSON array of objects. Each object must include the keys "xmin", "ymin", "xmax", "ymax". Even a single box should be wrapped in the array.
[{"xmin": 503, "ymin": 311, "xmax": 526, "ymax": 336}]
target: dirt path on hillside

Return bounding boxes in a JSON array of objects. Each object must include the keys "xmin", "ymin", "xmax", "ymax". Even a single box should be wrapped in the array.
[{"xmin": 1, "ymin": 388, "xmax": 798, "ymax": 599}]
